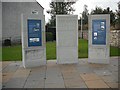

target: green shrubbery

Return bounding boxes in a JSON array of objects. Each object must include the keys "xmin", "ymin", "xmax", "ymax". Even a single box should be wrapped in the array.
[
  {"xmin": 4, "ymin": 39, "xmax": 11, "ymax": 46},
  {"xmin": 46, "ymin": 32, "xmax": 54, "ymax": 41}
]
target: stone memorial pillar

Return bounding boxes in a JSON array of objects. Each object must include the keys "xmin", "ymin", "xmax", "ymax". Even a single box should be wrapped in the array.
[
  {"xmin": 56, "ymin": 15, "xmax": 78, "ymax": 64},
  {"xmin": 21, "ymin": 11, "xmax": 46, "ymax": 68},
  {"xmin": 88, "ymin": 14, "xmax": 110, "ymax": 64}
]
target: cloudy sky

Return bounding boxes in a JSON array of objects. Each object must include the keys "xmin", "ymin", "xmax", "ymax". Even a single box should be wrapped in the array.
[{"xmin": 36, "ymin": 0, "xmax": 119, "ymax": 23}]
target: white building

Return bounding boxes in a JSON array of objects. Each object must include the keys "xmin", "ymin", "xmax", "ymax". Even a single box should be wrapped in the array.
[{"xmin": 2, "ymin": 0, "xmax": 44, "ymax": 44}]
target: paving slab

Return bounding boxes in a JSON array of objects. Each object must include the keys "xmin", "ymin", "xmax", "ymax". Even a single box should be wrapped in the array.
[
  {"xmin": 46, "ymin": 73, "xmax": 62, "ymax": 79},
  {"xmin": 88, "ymin": 63, "xmax": 108, "ymax": 68},
  {"xmin": 46, "ymin": 68, "xmax": 61, "ymax": 75},
  {"xmin": 110, "ymin": 57, "xmax": 118, "ymax": 65},
  {"xmin": 0, "ymin": 83, "xmax": 1, "ymax": 89},
  {"xmin": 76, "ymin": 65, "xmax": 94, "ymax": 74},
  {"xmin": 27, "ymin": 73, "xmax": 45, "ymax": 81},
  {"xmin": 46, "ymin": 70, "xmax": 62, "ymax": 79},
  {"xmin": 64, "ymin": 78, "xmax": 86, "ymax": 88},
  {"xmin": 46, "ymin": 68, "xmax": 62, "ymax": 79},
  {"xmin": 3, "ymin": 77, "xmax": 27, "ymax": 88},
  {"xmin": 45, "ymin": 82, "xmax": 65, "ymax": 88},
  {"xmin": 93, "ymin": 69, "xmax": 112, "ymax": 76},
  {"xmin": 112, "ymin": 72, "xmax": 118, "ymax": 81},
  {"xmin": 47, "ymin": 60, "xmax": 58, "ymax": 67},
  {"xmin": 66, "ymin": 89, "xmax": 88, "ymax": 90},
  {"xmin": 78, "ymin": 59, "xmax": 88, "ymax": 65},
  {"xmin": 45, "ymin": 66, "xmax": 64, "ymax": 84},
  {"xmin": 2, "ymin": 62, "xmax": 19, "ymax": 73},
  {"xmin": 80, "ymin": 73, "xmax": 101, "ymax": 81},
  {"xmin": 24, "ymin": 67, "xmax": 45, "ymax": 88},
  {"xmin": 106, "ymin": 82, "xmax": 119, "ymax": 88},
  {"xmin": 0, "ymin": 62, "xmax": 2, "ymax": 71},
  {"xmin": 45, "ymin": 77, "xmax": 64, "ymax": 84},
  {"xmin": 66, "ymin": 82, "xmax": 87, "ymax": 88},
  {"xmin": 2, "ymin": 61, "xmax": 12, "ymax": 69},
  {"xmin": 24, "ymin": 79, "xmax": 45, "ymax": 88},
  {"xmin": 13, "ymin": 68, "xmax": 31, "ymax": 78},
  {"xmin": 62, "ymin": 72, "xmax": 82, "ymax": 80},
  {"xmin": 2, "ymin": 72, "xmax": 13, "ymax": 83},
  {"xmin": 0, "ymin": 72, "xmax": 2, "ymax": 83},
  {"xmin": 2, "ymin": 57, "xmax": 118, "ymax": 89},
  {"xmin": 3, "ymin": 66, "xmax": 31, "ymax": 88},
  {"xmin": 107, "ymin": 65, "xmax": 118, "ymax": 73},
  {"xmin": 61, "ymin": 69, "xmax": 77, "ymax": 73},
  {"xmin": 59, "ymin": 64, "xmax": 77, "ymax": 71},
  {"xmin": 85, "ymin": 80, "xmax": 109, "ymax": 88},
  {"xmin": 10, "ymin": 61, "xmax": 22, "ymax": 66},
  {"xmin": 30, "ymin": 66, "xmax": 46, "ymax": 72},
  {"xmin": 101, "ymin": 75, "xmax": 118, "ymax": 83}
]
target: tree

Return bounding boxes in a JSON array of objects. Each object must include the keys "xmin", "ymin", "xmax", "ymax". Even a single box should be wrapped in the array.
[
  {"xmin": 78, "ymin": 5, "xmax": 89, "ymax": 30},
  {"xmin": 47, "ymin": 0, "xmax": 76, "ymax": 27},
  {"xmin": 91, "ymin": 6, "xmax": 116, "ymax": 26},
  {"xmin": 82, "ymin": 5, "xmax": 89, "ymax": 25},
  {"xmin": 103, "ymin": 7, "xmax": 116, "ymax": 26},
  {"xmin": 118, "ymin": 1, "xmax": 120, "ymax": 11},
  {"xmin": 116, "ymin": 1, "xmax": 120, "ymax": 26},
  {"xmin": 91, "ymin": 6, "xmax": 103, "ymax": 14}
]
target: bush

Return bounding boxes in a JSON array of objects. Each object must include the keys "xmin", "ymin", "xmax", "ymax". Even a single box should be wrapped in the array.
[
  {"xmin": 46, "ymin": 32, "xmax": 54, "ymax": 41},
  {"xmin": 4, "ymin": 39, "xmax": 11, "ymax": 46}
]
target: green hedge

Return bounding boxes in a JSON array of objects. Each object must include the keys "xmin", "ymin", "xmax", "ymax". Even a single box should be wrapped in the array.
[{"xmin": 46, "ymin": 32, "xmax": 54, "ymax": 41}]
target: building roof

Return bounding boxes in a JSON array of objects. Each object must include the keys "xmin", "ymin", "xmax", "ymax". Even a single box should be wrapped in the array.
[
  {"xmin": 36, "ymin": 1, "xmax": 44, "ymax": 9},
  {"xmin": 1, "ymin": 0, "xmax": 44, "ymax": 9}
]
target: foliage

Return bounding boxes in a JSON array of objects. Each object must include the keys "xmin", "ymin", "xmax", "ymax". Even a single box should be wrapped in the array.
[
  {"xmin": 4, "ymin": 39, "xmax": 11, "ymax": 46},
  {"xmin": 115, "ymin": 2, "xmax": 120, "ymax": 25},
  {"xmin": 78, "ymin": 5, "xmax": 89, "ymax": 30},
  {"xmin": 46, "ymin": 32, "xmax": 54, "ymax": 41},
  {"xmin": 47, "ymin": 0, "xmax": 76, "ymax": 27},
  {"xmin": 82, "ymin": 5, "xmax": 89, "ymax": 25},
  {"xmin": 91, "ymin": 7, "xmax": 116, "ymax": 26},
  {"xmin": 91, "ymin": 7, "xmax": 103, "ymax": 14}
]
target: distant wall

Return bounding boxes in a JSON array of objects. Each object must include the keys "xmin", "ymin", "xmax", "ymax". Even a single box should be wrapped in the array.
[
  {"xmin": 110, "ymin": 30, "xmax": 120, "ymax": 48},
  {"xmin": 78, "ymin": 30, "xmax": 88, "ymax": 40}
]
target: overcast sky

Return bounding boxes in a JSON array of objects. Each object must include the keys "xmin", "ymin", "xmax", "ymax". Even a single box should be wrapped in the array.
[{"xmin": 36, "ymin": 0, "xmax": 119, "ymax": 23}]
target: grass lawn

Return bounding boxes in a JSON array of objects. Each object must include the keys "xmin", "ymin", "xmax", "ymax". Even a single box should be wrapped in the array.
[
  {"xmin": 2, "ymin": 39, "xmax": 120, "ymax": 61},
  {"xmin": 2, "ymin": 45, "xmax": 22, "ymax": 61}
]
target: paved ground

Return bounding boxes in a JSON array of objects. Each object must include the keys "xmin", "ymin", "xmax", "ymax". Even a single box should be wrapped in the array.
[{"xmin": 1, "ymin": 57, "xmax": 119, "ymax": 89}]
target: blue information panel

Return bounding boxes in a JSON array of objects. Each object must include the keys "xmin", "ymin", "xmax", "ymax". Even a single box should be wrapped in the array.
[
  {"xmin": 92, "ymin": 20, "xmax": 106, "ymax": 45},
  {"xmin": 28, "ymin": 20, "xmax": 42, "ymax": 47}
]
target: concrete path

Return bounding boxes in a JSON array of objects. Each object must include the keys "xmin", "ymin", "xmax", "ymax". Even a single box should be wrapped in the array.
[{"xmin": 1, "ymin": 57, "xmax": 119, "ymax": 89}]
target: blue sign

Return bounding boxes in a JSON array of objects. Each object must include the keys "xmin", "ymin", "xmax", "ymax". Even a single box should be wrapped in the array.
[
  {"xmin": 92, "ymin": 20, "xmax": 106, "ymax": 45},
  {"xmin": 28, "ymin": 20, "xmax": 42, "ymax": 47}
]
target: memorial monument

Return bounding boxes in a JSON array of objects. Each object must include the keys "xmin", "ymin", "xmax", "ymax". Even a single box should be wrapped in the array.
[
  {"xmin": 56, "ymin": 15, "xmax": 78, "ymax": 64},
  {"xmin": 88, "ymin": 14, "xmax": 110, "ymax": 64},
  {"xmin": 21, "ymin": 10, "xmax": 46, "ymax": 68}
]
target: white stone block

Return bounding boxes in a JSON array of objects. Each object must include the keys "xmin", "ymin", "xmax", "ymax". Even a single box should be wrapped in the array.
[
  {"xmin": 56, "ymin": 31, "xmax": 77, "ymax": 47},
  {"xmin": 88, "ymin": 14, "xmax": 110, "ymax": 64},
  {"xmin": 21, "ymin": 13, "xmax": 46, "ymax": 68},
  {"xmin": 57, "ymin": 47, "xmax": 78, "ymax": 64},
  {"xmin": 56, "ymin": 15, "xmax": 78, "ymax": 64}
]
